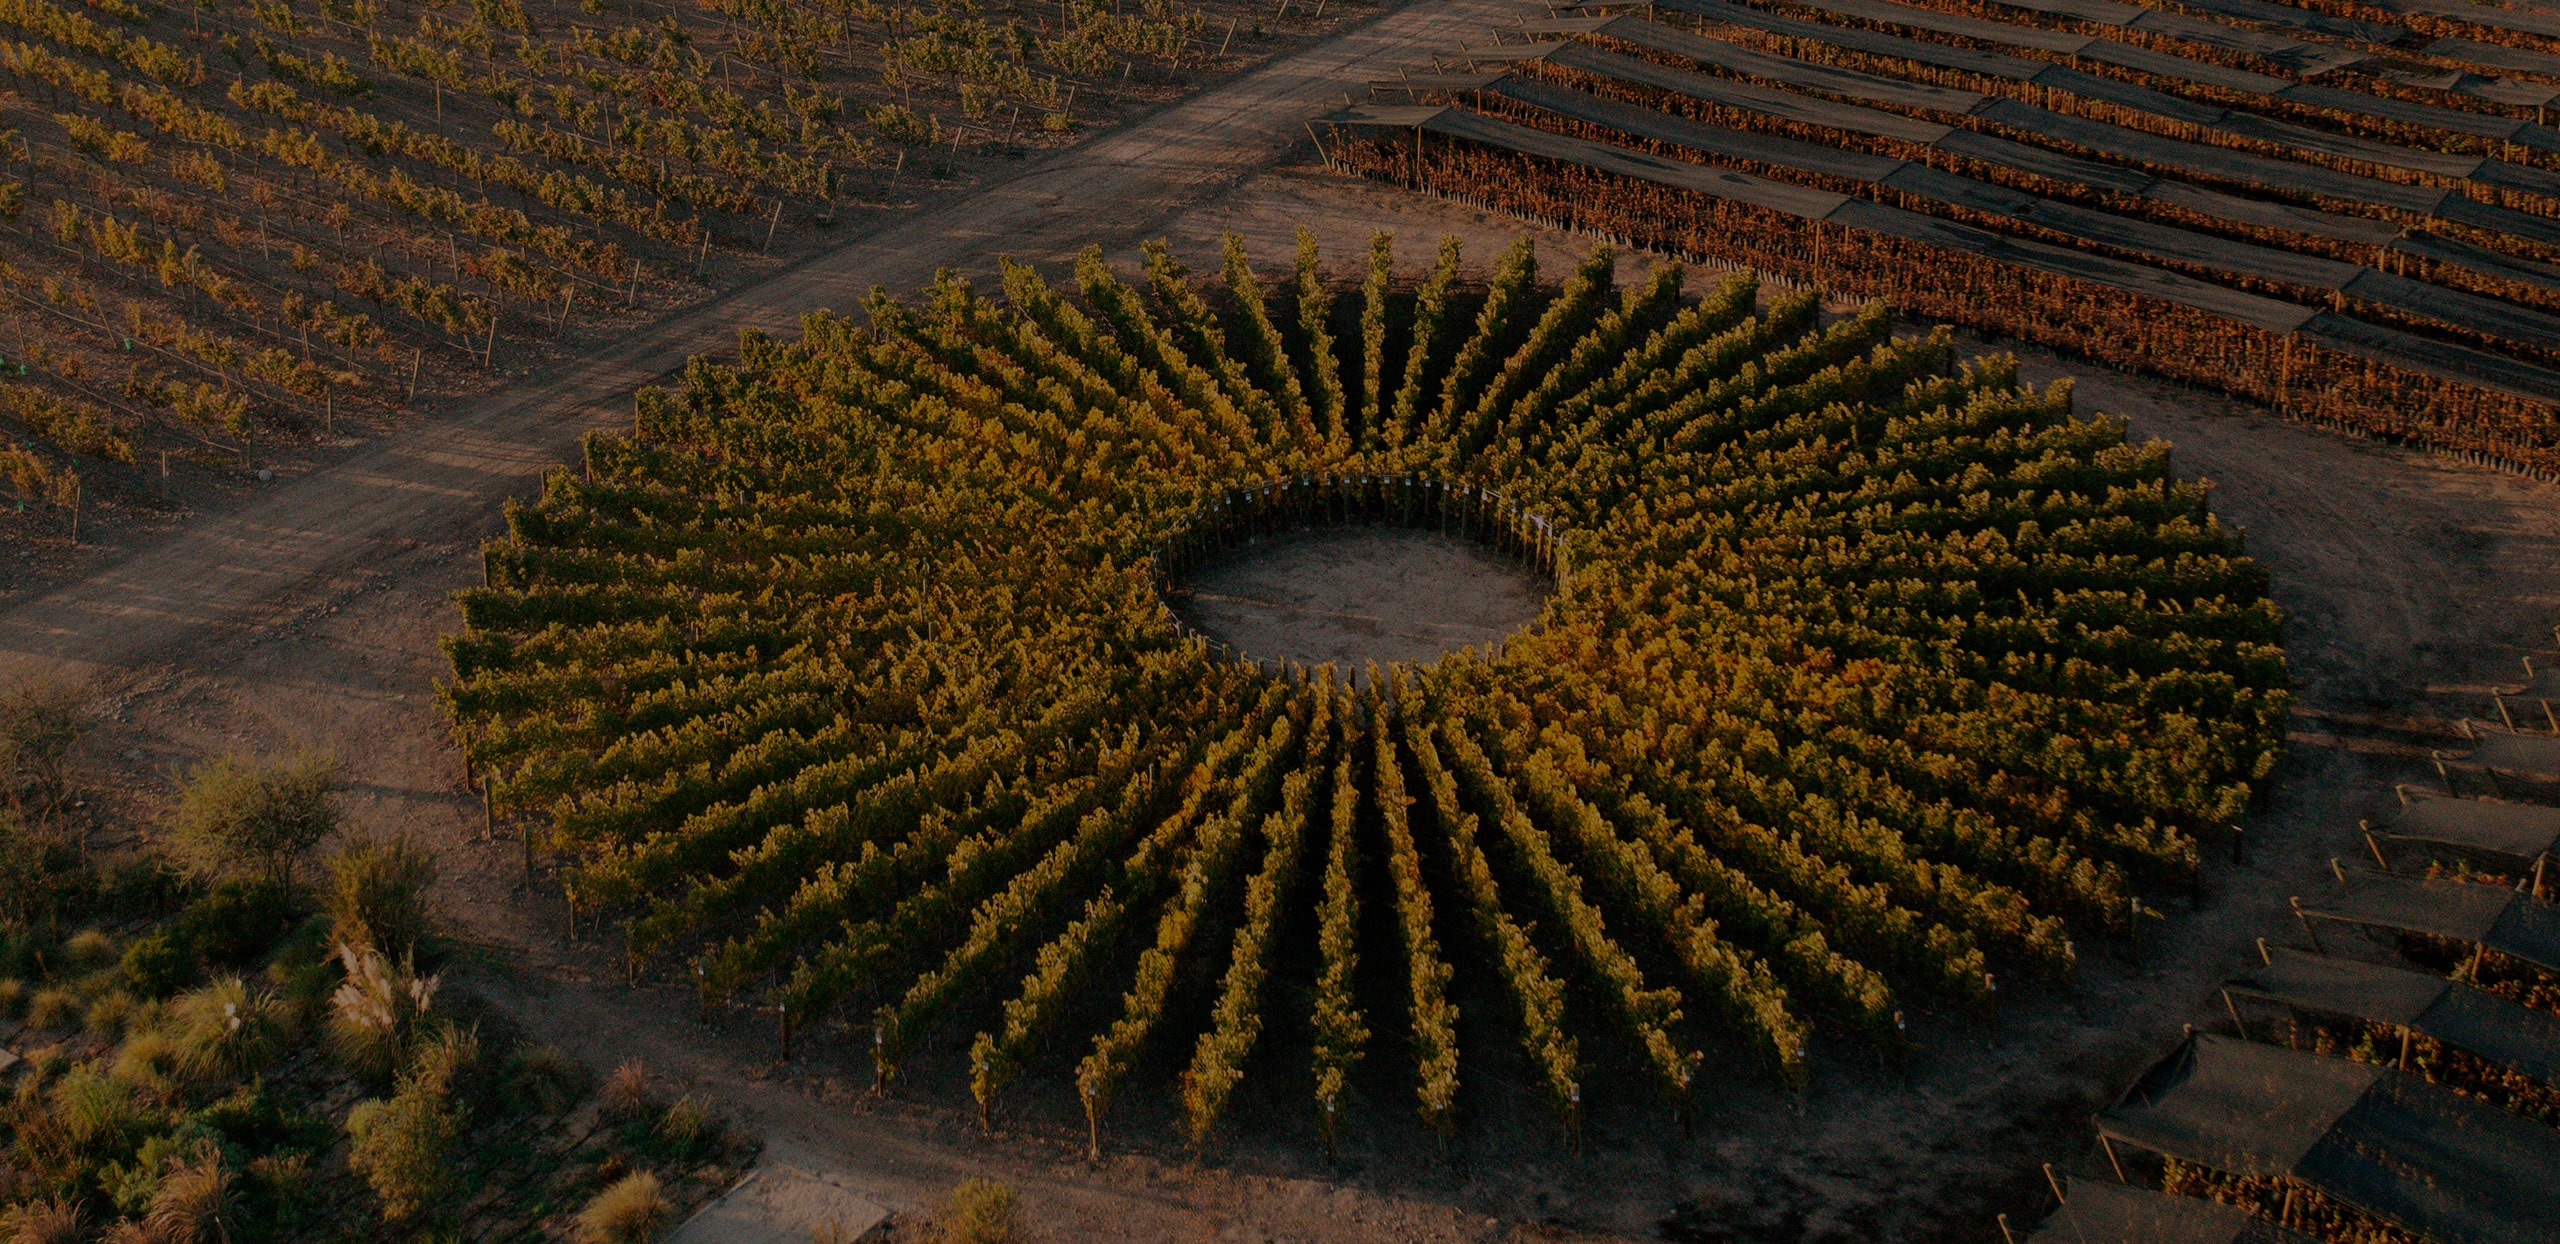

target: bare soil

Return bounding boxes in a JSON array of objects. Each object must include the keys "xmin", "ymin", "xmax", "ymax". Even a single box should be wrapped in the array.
[
  {"xmin": 1171, "ymin": 527, "xmax": 1549, "ymax": 672},
  {"xmin": 16, "ymin": 118, "xmax": 2560, "ymax": 1244}
]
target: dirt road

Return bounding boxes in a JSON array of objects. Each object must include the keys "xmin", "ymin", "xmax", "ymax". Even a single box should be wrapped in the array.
[{"xmin": 0, "ymin": 0, "xmax": 1525, "ymax": 680}]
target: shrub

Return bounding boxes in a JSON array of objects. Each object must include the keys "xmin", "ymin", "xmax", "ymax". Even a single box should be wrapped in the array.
[
  {"xmin": 0, "ymin": 978, "xmax": 24, "ymax": 1016},
  {"xmin": 99, "ymin": 853, "xmax": 190, "ymax": 920},
  {"xmin": 345, "ymin": 1065, "xmax": 462, "ymax": 1223},
  {"xmin": 936, "ymin": 1178, "xmax": 1018, "ymax": 1244},
  {"xmin": 121, "ymin": 932, "xmax": 195, "ymax": 997},
  {"xmin": 499, "ymin": 1042, "xmax": 590, "ymax": 1115},
  {"xmin": 177, "ymin": 879, "xmax": 292, "ymax": 966},
  {"xmin": 572, "ymin": 1172, "xmax": 671, "ymax": 1244},
  {"xmin": 0, "ymin": 813, "xmax": 68, "ymax": 927},
  {"xmin": 170, "ymin": 978, "xmax": 290, "ymax": 1080},
  {"xmin": 166, "ymin": 753, "xmax": 340, "ymax": 894},
  {"xmin": 328, "ymin": 944, "xmax": 438, "ymax": 1079},
  {"xmin": 0, "ymin": 678, "xmax": 90, "ymax": 817},
  {"xmin": 323, "ymin": 832, "xmax": 434, "ymax": 959}
]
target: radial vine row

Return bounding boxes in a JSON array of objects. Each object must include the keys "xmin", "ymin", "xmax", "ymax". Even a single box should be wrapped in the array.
[{"xmin": 441, "ymin": 230, "xmax": 2289, "ymax": 1149}]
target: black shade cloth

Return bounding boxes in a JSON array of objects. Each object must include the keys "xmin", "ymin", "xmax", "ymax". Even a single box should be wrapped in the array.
[
  {"xmin": 2100, "ymin": 1035, "xmax": 2378, "ymax": 1176},
  {"xmin": 1329, "ymin": 105, "xmax": 2560, "ymax": 398},
  {"xmin": 1658, "ymin": 0, "xmax": 2534, "ymax": 177},
  {"xmin": 2297, "ymin": 870, "xmax": 2560, "ymax": 974},
  {"xmin": 2376, "ymin": 789, "xmax": 2560, "ymax": 863},
  {"xmin": 1598, "ymin": 13, "xmax": 2560, "ymax": 245},
  {"xmin": 1598, "ymin": 15, "xmax": 1983, "ymax": 112},
  {"xmin": 1486, "ymin": 77, "xmax": 2560, "ymax": 367},
  {"xmin": 2295, "ymin": 313, "xmax": 2560, "ymax": 403},
  {"xmin": 2225, "ymin": 947, "xmax": 2560, "ymax": 1083},
  {"xmin": 2098, "ymin": 1034, "xmax": 2560, "ymax": 1244},
  {"xmin": 2459, "ymin": 727, "xmax": 2560, "ymax": 779},
  {"xmin": 2392, "ymin": 233, "xmax": 2560, "ymax": 298},
  {"xmin": 2021, "ymin": 1176, "xmax": 2315, "ymax": 1244}
]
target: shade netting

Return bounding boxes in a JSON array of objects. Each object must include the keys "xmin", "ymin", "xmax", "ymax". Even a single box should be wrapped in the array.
[
  {"xmin": 2097, "ymin": 1034, "xmax": 2560, "ymax": 1244},
  {"xmin": 1478, "ymin": 77, "xmax": 2560, "ymax": 371},
  {"xmin": 2374, "ymin": 790, "xmax": 2560, "ymax": 864},
  {"xmin": 2224, "ymin": 947, "xmax": 2560, "ymax": 1083},
  {"xmin": 2297, "ymin": 871, "xmax": 2560, "ymax": 974},
  {"xmin": 2021, "ymin": 1176, "xmax": 2315, "ymax": 1244},
  {"xmin": 2460, "ymin": 727, "xmax": 2560, "ymax": 780},
  {"xmin": 1327, "ymin": 104, "xmax": 2560, "ymax": 399}
]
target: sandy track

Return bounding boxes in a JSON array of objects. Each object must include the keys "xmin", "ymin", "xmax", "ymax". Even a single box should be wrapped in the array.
[{"xmin": 0, "ymin": 0, "xmax": 1525, "ymax": 679}]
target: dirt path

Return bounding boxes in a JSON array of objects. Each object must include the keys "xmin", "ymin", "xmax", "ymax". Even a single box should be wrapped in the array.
[{"xmin": 0, "ymin": 0, "xmax": 1528, "ymax": 681}]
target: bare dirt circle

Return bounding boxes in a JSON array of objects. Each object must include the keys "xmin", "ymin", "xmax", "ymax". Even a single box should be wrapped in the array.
[{"xmin": 1165, "ymin": 526, "xmax": 1551, "ymax": 671}]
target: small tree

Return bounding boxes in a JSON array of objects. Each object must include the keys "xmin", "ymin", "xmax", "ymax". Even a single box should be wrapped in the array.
[
  {"xmin": 167, "ymin": 752, "xmax": 340, "ymax": 895},
  {"xmin": 0, "ymin": 678, "xmax": 90, "ymax": 820}
]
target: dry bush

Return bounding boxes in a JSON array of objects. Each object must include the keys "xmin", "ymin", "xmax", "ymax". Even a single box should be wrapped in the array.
[
  {"xmin": 1, "ymin": 1195, "xmax": 86, "ymax": 1244},
  {"xmin": 143, "ymin": 1141, "xmax": 235, "ymax": 1244},
  {"xmin": 82, "ymin": 991, "xmax": 140, "ymax": 1040},
  {"xmin": 936, "ymin": 1179, "xmax": 1019, "ymax": 1244},
  {"xmin": 324, "ymin": 832, "xmax": 436, "ymax": 959},
  {"xmin": 602, "ymin": 1059, "xmax": 651, "ymax": 1120},
  {"xmin": 166, "ymin": 753, "xmax": 340, "ymax": 894},
  {"xmin": 0, "ymin": 678, "xmax": 90, "ymax": 819},
  {"xmin": 23, "ymin": 986, "xmax": 81, "ymax": 1031},
  {"xmin": 107, "ymin": 1029, "xmax": 186, "ymax": 1098},
  {"xmin": 62, "ymin": 929, "xmax": 114, "ymax": 968},
  {"xmin": 500, "ymin": 1042, "xmax": 591, "ymax": 1115},
  {"xmin": 572, "ymin": 1171, "xmax": 672, "ymax": 1244}
]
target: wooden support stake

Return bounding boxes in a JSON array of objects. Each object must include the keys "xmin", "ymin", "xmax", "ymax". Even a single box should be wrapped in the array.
[
  {"xmin": 762, "ymin": 197, "xmax": 784, "ymax": 253},
  {"xmin": 483, "ymin": 310, "xmax": 498, "ymax": 369},
  {"xmin": 406, "ymin": 346, "xmax": 422, "ymax": 401},
  {"xmin": 1218, "ymin": 15, "xmax": 1237, "ymax": 57},
  {"xmin": 2397, "ymin": 1026, "xmax": 2412, "ymax": 1071}
]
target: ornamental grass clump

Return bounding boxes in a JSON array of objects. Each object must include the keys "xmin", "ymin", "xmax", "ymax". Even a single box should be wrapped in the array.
[
  {"xmin": 170, "ymin": 977, "xmax": 290, "ymax": 1081},
  {"xmin": 327, "ymin": 943, "xmax": 438, "ymax": 1080},
  {"xmin": 572, "ymin": 1171, "xmax": 672, "ymax": 1244}
]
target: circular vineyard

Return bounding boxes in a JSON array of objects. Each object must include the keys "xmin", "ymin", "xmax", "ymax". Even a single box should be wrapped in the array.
[{"xmin": 442, "ymin": 234, "xmax": 2290, "ymax": 1149}]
